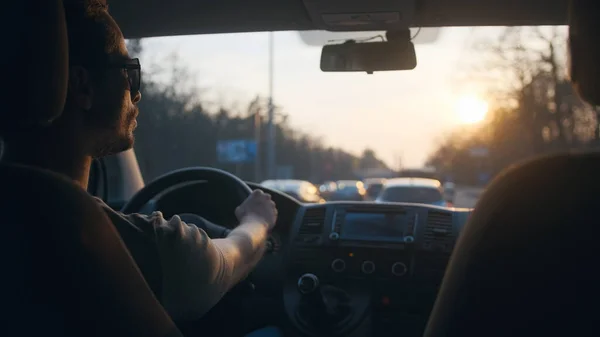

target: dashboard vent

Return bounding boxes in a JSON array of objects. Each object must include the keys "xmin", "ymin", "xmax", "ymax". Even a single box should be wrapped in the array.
[
  {"xmin": 423, "ymin": 211, "xmax": 454, "ymax": 252},
  {"xmin": 299, "ymin": 207, "xmax": 326, "ymax": 235}
]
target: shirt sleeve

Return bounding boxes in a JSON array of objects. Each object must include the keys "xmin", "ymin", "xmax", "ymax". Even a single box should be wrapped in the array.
[{"xmin": 146, "ymin": 211, "xmax": 232, "ymax": 321}]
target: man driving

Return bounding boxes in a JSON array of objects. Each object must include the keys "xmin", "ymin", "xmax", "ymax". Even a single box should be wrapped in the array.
[{"xmin": 0, "ymin": 0, "xmax": 278, "ymax": 326}]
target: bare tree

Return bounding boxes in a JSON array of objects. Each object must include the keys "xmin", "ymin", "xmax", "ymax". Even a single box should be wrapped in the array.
[{"xmin": 468, "ymin": 27, "xmax": 594, "ymax": 147}]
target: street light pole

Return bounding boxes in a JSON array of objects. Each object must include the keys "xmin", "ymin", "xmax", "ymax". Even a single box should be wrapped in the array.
[{"xmin": 267, "ymin": 32, "xmax": 276, "ymax": 179}]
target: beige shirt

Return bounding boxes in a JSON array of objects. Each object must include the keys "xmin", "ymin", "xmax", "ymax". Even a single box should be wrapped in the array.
[{"xmin": 98, "ymin": 199, "xmax": 231, "ymax": 320}]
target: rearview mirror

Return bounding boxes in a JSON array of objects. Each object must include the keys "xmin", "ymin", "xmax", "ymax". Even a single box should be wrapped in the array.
[{"xmin": 320, "ymin": 40, "xmax": 417, "ymax": 74}]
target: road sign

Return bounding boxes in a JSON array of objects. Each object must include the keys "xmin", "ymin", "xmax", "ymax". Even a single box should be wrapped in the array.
[{"xmin": 217, "ymin": 140, "xmax": 257, "ymax": 163}]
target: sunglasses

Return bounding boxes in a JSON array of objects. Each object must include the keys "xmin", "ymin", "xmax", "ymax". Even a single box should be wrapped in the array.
[{"xmin": 110, "ymin": 58, "xmax": 141, "ymax": 99}]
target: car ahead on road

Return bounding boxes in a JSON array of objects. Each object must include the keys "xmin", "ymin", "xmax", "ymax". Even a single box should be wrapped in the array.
[
  {"xmin": 260, "ymin": 179, "xmax": 325, "ymax": 204},
  {"xmin": 329, "ymin": 180, "xmax": 366, "ymax": 201},
  {"xmin": 376, "ymin": 177, "xmax": 451, "ymax": 207},
  {"xmin": 398, "ymin": 167, "xmax": 439, "ymax": 180},
  {"xmin": 363, "ymin": 178, "xmax": 387, "ymax": 201},
  {"xmin": 318, "ymin": 180, "xmax": 338, "ymax": 200}
]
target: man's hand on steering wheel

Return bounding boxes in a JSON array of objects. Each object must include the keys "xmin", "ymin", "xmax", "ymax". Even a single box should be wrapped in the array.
[{"xmin": 235, "ymin": 190, "xmax": 278, "ymax": 232}]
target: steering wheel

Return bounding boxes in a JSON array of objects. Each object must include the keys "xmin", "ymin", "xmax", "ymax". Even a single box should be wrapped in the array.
[{"xmin": 121, "ymin": 167, "xmax": 259, "ymax": 334}]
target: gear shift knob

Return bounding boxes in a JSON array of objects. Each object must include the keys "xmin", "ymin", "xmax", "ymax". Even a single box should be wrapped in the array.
[
  {"xmin": 297, "ymin": 273, "xmax": 319, "ymax": 295},
  {"xmin": 296, "ymin": 273, "xmax": 354, "ymax": 331}
]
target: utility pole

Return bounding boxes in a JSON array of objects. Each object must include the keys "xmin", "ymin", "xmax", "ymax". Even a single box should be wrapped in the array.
[{"xmin": 267, "ymin": 32, "xmax": 276, "ymax": 179}]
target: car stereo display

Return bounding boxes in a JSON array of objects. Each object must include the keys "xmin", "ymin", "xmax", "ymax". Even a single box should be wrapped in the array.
[{"xmin": 340, "ymin": 211, "xmax": 407, "ymax": 241}]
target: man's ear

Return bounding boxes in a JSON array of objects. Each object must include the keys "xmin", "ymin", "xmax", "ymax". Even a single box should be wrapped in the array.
[{"xmin": 68, "ymin": 66, "xmax": 94, "ymax": 110}]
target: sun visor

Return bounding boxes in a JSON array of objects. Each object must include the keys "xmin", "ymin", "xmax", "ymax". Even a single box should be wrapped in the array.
[{"xmin": 302, "ymin": 0, "xmax": 416, "ymax": 31}]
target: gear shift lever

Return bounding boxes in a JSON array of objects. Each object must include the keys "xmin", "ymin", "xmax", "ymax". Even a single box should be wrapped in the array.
[
  {"xmin": 297, "ymin": 273, "xmax": 319, "ymax": 294},
  {"xmin": 296, "ymin": 273, "xmax": 353, "ymax": 331},
  {"xmin": 297, "ymin": 274, "xmax": 327, "ymax": 311}
]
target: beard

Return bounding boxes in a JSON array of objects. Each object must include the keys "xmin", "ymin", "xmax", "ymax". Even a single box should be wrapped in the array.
[
  {"xmin": 91, "ymin": 130, "xmax": 134, "ymax": 158},
  {"xmin": 90, "ymin": 106, "xmax": 138, "ymax": 158},
  {"xmin": 92, "ymin": 134, "xmax": 133, "ymax": 158}
]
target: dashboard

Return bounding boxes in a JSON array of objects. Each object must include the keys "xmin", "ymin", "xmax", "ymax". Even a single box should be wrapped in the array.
[{"xmin": 282, "ymin": 202, "xmax": 469, "ymax": 337}]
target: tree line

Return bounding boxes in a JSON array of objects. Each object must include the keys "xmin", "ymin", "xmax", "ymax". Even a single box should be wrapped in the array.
[
  {"xmin": 127, "ymin": 40, "xmax": 390, "ymax": 183},
  {"xmin": 426, "ymin": 27, "xmax": 599, "ymax": 186}
]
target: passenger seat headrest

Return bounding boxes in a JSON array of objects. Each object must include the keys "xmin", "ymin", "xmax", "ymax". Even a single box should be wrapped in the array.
[
  {"xmin": 569, "ymin": 0, "xmax": 600, "ymax": 106},
  {"xmin": 0, "ymin": 0, "xmax": 69, "ymax": 135}
]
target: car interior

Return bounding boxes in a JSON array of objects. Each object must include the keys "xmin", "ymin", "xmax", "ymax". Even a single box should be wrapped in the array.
[{"xmin": 6, "ymin": 0, "xmax": 600, "ymax": 337}]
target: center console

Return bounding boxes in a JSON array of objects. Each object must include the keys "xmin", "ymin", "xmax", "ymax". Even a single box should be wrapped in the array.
[{"xmin": 283, "ymin": 202, "xmax": 464, "ymax": 337}]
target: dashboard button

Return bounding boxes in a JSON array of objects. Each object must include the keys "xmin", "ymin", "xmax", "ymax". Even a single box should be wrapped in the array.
[
  {"xmin": 361, "ymin": 261, "xmax": 376, "ymax": 274},
  {"xmin": 331, "ymin": 258, "xmax": 346, "ymax": 273},
  {"xmin": 391, "ymin": 262, "xmax": 408, "ymax": 276},
  {"xmin": 329, "ymin": 232, "xmax": 340, "ymax": 241}
]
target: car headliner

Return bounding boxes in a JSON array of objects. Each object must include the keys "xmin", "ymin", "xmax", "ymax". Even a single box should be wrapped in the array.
[{"xmin": 111, "ymin": 0, "xmax": 568, "ymax": 39}]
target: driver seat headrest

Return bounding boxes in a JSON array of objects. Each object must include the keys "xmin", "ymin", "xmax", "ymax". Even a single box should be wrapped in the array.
[{"xmin": 0, "ymin": 0, "xmax": 69, "ymax": 135}]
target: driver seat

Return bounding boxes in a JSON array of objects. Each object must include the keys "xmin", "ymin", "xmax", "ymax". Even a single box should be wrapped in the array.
[{"xmin": 1, "ymin": 1, "xmax": 180, "ymax": 336}]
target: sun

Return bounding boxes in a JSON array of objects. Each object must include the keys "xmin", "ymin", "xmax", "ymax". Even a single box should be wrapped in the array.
[{"xmin": 455, "ymin": 95, "xmax": 488, "ymax": 124}]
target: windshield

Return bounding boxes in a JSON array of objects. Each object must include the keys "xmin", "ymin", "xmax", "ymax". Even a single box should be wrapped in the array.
[{"xmin": 129, "ymin": 26, "xmax": 586, "ymax": 208}]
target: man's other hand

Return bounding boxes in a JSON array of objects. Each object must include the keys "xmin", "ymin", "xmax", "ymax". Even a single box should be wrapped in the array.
[{"xmin": 235, "ymin": 190, "xmax": 278, "ymax": 230}]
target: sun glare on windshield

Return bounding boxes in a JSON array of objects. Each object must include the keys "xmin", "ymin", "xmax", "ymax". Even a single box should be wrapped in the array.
[{"xmin": 455, "ymin": 95, "xmax": 489, "ymax": 124}]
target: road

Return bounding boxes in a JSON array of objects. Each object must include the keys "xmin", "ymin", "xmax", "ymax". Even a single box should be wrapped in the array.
[{"xmin": 452, "ymin": 185, "xmax": 485, "ymax": 208}]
